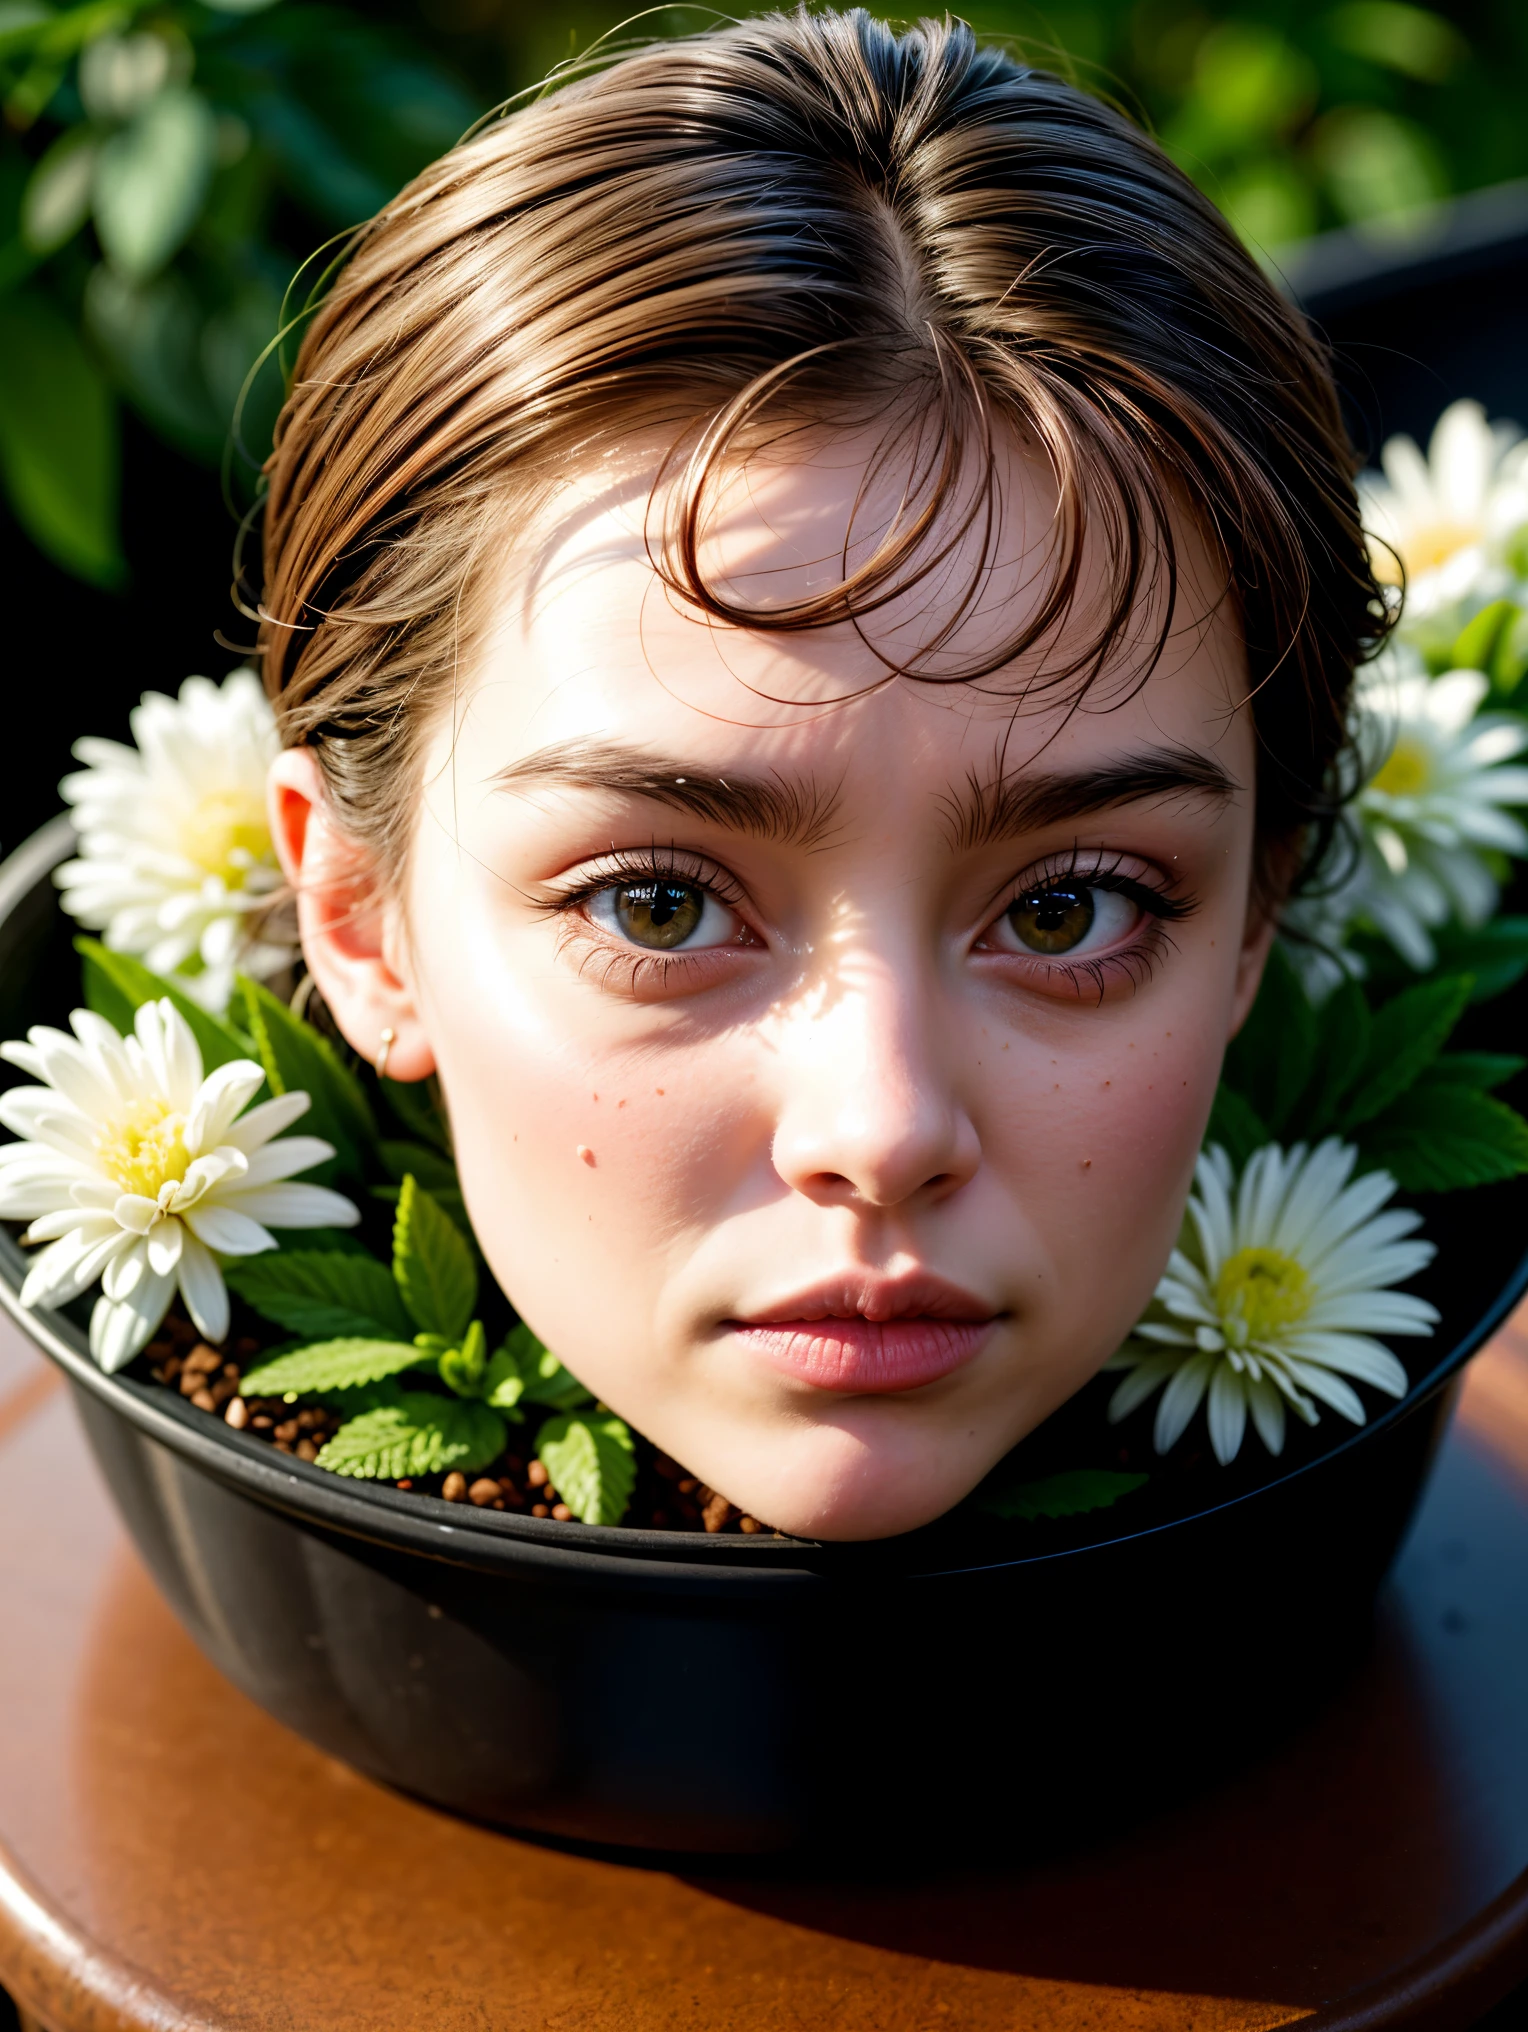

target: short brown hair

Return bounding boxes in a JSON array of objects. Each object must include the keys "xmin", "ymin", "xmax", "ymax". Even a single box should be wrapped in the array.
[{"xmin": 257, "ymin": 7, "xmax": 1380, "ymax": 895}]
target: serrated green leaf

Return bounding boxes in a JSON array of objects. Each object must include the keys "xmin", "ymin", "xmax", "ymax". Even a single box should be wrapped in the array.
[
  {"xmin": 316, "ymin": 1394, "xmax": 505, "ymax": 1481},
  {"xmin": 1223, "ymin": 943, "xmax": 1315, "ymax": 1134},
  {"xmin": 536, "ymin": 1412, "xmax": 636, "ymax": 1525},
  {"xmin": 1339, "ymin": 973, "xmax": 1473, "ymax": 1129},
  {"xmin": 235, "ymin": 973, "xmax": 376, "ymax": 1184},
  {"xmin": 76, "ymin": 937, "xmax": 255, "ymax": 1072},
  {"xmin": 977, "ymin": 1468, "xmax": 1148, "ymax": 1522},
  {"xmin": 498, "ymin": 1321, "xmax": 593, "ymax": 1409},
  {"xmin": 1357, "ymin": 1087, "xmax": 1528, "ymax": 1193},
  {"xmin": 392, "ymin": 1174, "xmax": 476, "ymax": 1341},
  {"xmin": 1418, "ymin": 1053, "xmax": 1526, "ymax": 1094},
  {"xmin": 1302, "ymin": 978, "xmax": 1373, "ymax": 1137},
  {"xmin": 1204, "ymin": 1083, "xmax": 1269, "ymax": 1170},
  {"xmin": 225, "ymin": 1250, "xmax": 412, "ymax": 1343},
  {"xmin": 315, "ymin": 1377, "xmax": 407, "ymax": 1417},
  {"xmin": 241, "ymin": 1338, "xmax": 424, "ymax": 1398}
]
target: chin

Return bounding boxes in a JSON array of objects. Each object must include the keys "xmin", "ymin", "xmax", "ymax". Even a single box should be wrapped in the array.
[{"xmin": 720, "ymin": 1430, "xmax": 981, "ymax": 1543}]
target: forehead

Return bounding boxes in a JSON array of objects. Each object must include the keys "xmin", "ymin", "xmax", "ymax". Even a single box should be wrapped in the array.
[{"xmin": 458, "ymin": 432, "xmax": 1251, "ymax": 793}]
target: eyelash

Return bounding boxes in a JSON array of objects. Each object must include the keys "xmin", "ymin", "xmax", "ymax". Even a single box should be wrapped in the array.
[
  {"xmin": 984, "ymin": 848, "xmax": 1198, "ymax": 1002},
  {"xmin": 536, "ymin": 847, "xmax": 754, "ymax": 994},
  {"xmin": 539, "ymin": 845, "xmax": 1198, "ymax": 999}
]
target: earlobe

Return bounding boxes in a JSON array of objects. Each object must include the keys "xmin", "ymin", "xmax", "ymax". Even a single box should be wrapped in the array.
[{"xmin": 266, "ymin": 748, "xmax": 436, "ymax": 1082}]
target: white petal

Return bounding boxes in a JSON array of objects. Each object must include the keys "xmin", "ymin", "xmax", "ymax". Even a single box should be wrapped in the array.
[
  {"xmin": 182, "ymin": 1203, "xmax": 276, "ymax": 1255},
  {"xmin": 1154, "ymin": 1351, "xmax": 1215, "ymax": 1454},
  {"xmin": 90, "ymin": 1273, "xmax": 175, "ymax": 1371},
  {"xmin": 146, "ymin": 1220, "xmax": 184, "ymax": 1276},
  {"xmin": 184, "ymin": 1058, "xmax": 266, "ymax": 1151},
  {"xmin": 216, "ymin": 1182, "xmax": 360, "ymax": 1229},
  {"xmin": 175, "ymin": 1231, "xmax": 229, "ymax": 1343},
  {"xmin": 1246, "ymin": 1376, "xmax": 1287, "ymax": 1456},
  {"xmin": 236, "ymin": 1135, "xmax": 335, "ymax": 1186},
  {"xmin": 222, "ymin": 1089, "xmax": 310, "ymax": 1152},
  {"xmin": 1206, "ymin": 1364, "xmax": 1248, "ymax": 1465},
  {"xmin": 1107, "ymin": 1351, "xmax": 1183, "ymax": 1423}
]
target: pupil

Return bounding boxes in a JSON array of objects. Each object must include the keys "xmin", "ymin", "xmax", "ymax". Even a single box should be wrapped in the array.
[
  {"xmin": 615, "ymin": 881, "xmax": 704, "ymax": 949},
  {"xmin": 1009, "ymin": 885, "xmax": 1094, "ymax": 955}
]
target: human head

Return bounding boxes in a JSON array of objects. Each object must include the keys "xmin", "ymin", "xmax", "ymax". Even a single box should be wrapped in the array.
[{"xmin": 261, "ymin": 10, "xmax": 1380, "ymax": 1537}]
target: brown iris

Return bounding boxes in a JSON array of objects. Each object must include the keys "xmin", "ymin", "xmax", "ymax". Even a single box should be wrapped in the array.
[
  {"xmin": 614, "ymin": 880, "xmax": 705, "ymax": 948},
  {"xmin": 1007, "ymin": 885, "xmax": 1094, "ymax": 955}
]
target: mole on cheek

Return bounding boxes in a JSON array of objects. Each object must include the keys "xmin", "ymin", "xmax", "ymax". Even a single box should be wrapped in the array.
[{"xmin": 577, "ymin": 1146, "xmax": 596, "ymax": 1167}]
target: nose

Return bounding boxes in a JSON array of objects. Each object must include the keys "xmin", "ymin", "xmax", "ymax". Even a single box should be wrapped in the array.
[{"xmin": 770, "ymin": 962, "xmax": 981, "ymax": 1210}]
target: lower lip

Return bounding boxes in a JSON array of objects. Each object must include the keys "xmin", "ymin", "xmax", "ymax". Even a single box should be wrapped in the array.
[{"xmin": 731, "ymin": 1318, "xmax": 994, "ymax": 1394}]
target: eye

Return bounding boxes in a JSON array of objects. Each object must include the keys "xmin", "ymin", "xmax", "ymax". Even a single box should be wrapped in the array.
[
  {"xmin": 985, "ymin": 882, "xmax": 1139, "ymax": 958},
  {"xmin": 586, "ymin": 878, "xmax": 744, "ymax": 951}
]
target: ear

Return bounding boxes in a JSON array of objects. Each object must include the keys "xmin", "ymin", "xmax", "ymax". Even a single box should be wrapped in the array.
[
  {"xmin": 1227, "ymin": 898, "xmax": 1278, "ymax": 1040},
  {"xmin": 267, "ymin": 748, "xmax": 436, "ymax": 1082}
]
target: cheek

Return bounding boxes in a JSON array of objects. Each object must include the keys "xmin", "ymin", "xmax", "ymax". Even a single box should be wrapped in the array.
[{"xmin": 406, "ymin": 880, "xmax": 765, "ymax": 1348}]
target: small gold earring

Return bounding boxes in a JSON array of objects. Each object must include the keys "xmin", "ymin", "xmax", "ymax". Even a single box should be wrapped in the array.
[{"xmin": 376, "ymin": 1027, "xmax": 396, "ymax": 1081}]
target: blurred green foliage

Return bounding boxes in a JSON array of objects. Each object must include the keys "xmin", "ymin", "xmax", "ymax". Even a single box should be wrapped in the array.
[{"xmin": 2, "ymin": 0, "xmax": 1526, "ymax": 586}]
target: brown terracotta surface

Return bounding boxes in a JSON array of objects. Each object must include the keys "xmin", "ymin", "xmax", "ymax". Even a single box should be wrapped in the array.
[{"xmin": 3, "ymin": 1307, "xmax": 1528, "ymax": 2031}]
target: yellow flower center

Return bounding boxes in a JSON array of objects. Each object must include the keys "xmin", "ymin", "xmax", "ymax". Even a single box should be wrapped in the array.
[
  {"xmin": 96, "ymin": 1100, "xmax": 191, "ymax": 1200},
  {"xmin": 1368, "ymin": 735, "xmax": 1432, "ymax": 800},
  {"xmin": 177, "ymin": 787, "xmax": 271, "ymax": 884},
  {"xmin": 1212, "ymin": 1246, "xmax": 1311, "ymax": 1346},
  {"xmin": 1386, "ymin": 518, "xmax": 1480, "ymax": 581}
]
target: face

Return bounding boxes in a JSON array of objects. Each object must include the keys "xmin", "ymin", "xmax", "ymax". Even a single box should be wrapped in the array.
[{"xmin": 273, "ymin": 433, "xmax": 1271, "ymax": 1540}]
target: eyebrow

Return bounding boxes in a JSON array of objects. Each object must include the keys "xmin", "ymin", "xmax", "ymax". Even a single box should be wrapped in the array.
[
  {"xmin": 494, "ymin": 736, "xmax": 1238, "ymax": 854},
  {"xmin": 942, "ymin": 745, "xmax": 1240, "ymax": 852},
  {"xmin": 493, "ymin": 739, "xmax": 846, "ymax": 850}
]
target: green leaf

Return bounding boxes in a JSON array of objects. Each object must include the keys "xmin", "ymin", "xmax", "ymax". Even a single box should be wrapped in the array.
[
  {"xmin": 1222, "ymin": 943, "xmax": 1315, "ymax": 1134},
  {"xmin": 22, "ymin": 127, "xmax": 98, "ymax": 254},
  {"xmin": 536, "ymin": 1412, "xmax": 636, "ymax": 1526},
  {"xmin": 380, "ymin": 1075, "xmax": 453, "ymax": 1155},
  {"xmin": 498, "ymin": 1321, "xmax": 592, "ymax": 1409},
  {"xmin": 93, "ymin": 86, "xmax": 217, "ymax": 281},
  {"xmin": 438, "ymin": 1318, "xmax": 488, "ymax": 1399},
  {"xmin": 482, "ymin": 1345, "xmax": 526, "ymax": 1414},
  {"xmin": 316, "ymin": 1394, "xmax": 505, "ymax": 1481},
  {"xmin": 235, "ymin": 974, "xmax": 375, "ymax": 1183},
  {"xmin": 1302, "ymin": 979, "xmax": 1373, "ymax": 1138},
  {"xmin": 1357, "ymin": 1087, "xmax": 1528, "ymax": 1193},
  {"xmin": 1204, "ymin": 1083, "xmax": 1269, "ymax": 1170},
  {"xmin": 392, "ymin": 1174, "xmax": 476, "ymax": 1341},
  {"xmin": 225, "ymin": 1250, "xmax": 412, "ymax": 1343},
  {"xmin": 378, "ymin": 1140, "xmax": 459, "ymax": 1197},
  {"xmin": 76, "ymin": 938, "xmax": 255, "ymax": 1072},
  {"xmin": 1450, "ymin": 598, "xmax": 1520, "ymax": 675},
  {"xmin": 0, "ymin": 289, "xmax": 123, "ymax": 587},
  {"xmin": 1357, "ymin": 918, "xmax": 1528, "ymax": 1005},
  {"xmin": 977, "ymin": 1468, "xmax": 1149, "ymax": 1523},
  {"xmin": 1419, "ymin": 1053, "xmax": 1525, "ymax": 1094},
  {"xmin": 1339, "ymin": 973, "xmax": 1474, "ymax": 1129},
  {"xmin": 241, "ymin": 1337, "xmax": 425, "ymax": 1398}
]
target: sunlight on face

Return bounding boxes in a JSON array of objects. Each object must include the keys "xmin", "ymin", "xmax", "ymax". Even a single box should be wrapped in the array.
[{"xmin": 377, "ymin": 435, "xmax": 1264, "ymax": 1538}]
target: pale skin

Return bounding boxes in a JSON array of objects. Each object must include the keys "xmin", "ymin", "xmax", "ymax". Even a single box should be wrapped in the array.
[{"xmin": 270, "ymin": 434, "xmax": 1274, "ymax": 1540}]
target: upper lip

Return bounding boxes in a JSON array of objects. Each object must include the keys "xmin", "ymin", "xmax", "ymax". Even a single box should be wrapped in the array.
[{"xmin": 732, "ymin": 1271, "xmax": 998, "ymax": 1325}]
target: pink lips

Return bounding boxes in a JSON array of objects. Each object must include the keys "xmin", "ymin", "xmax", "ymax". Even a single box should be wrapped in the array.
[{"xmin": 729, "ymin": 1274, "xmax": 998, "ymax": 1394}]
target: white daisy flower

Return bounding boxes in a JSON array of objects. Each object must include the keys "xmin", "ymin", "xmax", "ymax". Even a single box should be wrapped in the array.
[
  {"xmin": 1283, "ymin": 647, "xmax": 1528, "ymax": 977},
  {"xmin": 1360, "ymin": 398, "xmax": 1528, "ymax": 623},
  {"xmin": 55, "ymin": 670, "xmax": 294, "ymax": 1014},
  {"xmin": 0, "ymin": 999, "xmax": 358, "ymax": 1372},
  {"xmin": 1105, "ymin": 1140, "xmax": 1437, "ymax": 1466}
]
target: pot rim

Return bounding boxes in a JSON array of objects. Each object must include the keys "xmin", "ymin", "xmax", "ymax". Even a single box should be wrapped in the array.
[{"xmin": 4, "ymin": 816, "xmax": 1525, "ymax": 1589}]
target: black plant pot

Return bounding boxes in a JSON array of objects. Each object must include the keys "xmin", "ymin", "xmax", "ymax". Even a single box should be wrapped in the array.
[{"xmin": 4, "ymin": 814, "xmax": 1528, "ymax": 1860}]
